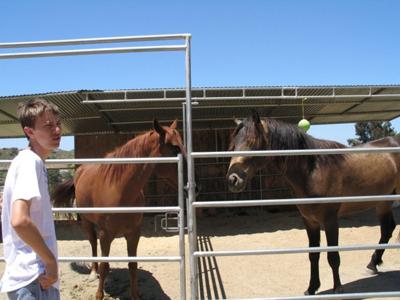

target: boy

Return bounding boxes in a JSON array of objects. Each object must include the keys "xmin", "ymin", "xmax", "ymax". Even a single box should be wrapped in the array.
[{"xmin": 1, "ymin": 98, "xmax": 61, "ymax": 299}]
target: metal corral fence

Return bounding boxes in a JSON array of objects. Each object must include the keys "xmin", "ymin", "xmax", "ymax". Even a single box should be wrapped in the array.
[
  {"xmin": 0, "ymin": 33, "xmax": 193, "ymax": 300},
  {"xmin": 188, "ymin": 147, "xmax": 400, "ymax": 299},
  {"xmin": 0, "ymin": 155, "xmax": 187, "ymax": 299}
]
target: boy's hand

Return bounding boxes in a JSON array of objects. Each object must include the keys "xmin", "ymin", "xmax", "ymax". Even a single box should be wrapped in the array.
[{"xmin": 38, "ymin": 258, "xmax": 58, "ymax": 289}]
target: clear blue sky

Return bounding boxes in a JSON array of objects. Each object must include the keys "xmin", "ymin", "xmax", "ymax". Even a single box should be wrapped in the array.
[{"xmin": 1, "ymin": 0, "xmax": 400, "ymax": 151}]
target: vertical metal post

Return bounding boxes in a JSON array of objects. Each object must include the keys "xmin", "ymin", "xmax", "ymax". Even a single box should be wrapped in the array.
[
  {"xmin": 184, "ymin": 35, "xmax": 199, "ymax": 300},
  {"xmin": 177, "ymin": 154, "xmax": 186, "ymax": 300},
  {"xmin": 182, "ymin": 102, "xmax": 187, "ymax": 147}
]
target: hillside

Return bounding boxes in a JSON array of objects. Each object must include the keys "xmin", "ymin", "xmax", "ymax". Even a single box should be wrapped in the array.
[
  {"xmin": 0, "ymin": 147, "xmax": 74, "ymax": 160},
  {"xmin": 0, "ymin": 148, "xmax": 74, "ymax": 186}
]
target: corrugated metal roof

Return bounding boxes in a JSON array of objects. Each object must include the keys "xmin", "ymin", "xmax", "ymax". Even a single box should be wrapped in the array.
[{"xmin": 1, "ymin": 85, "xmax": 400, "ymax": 138}]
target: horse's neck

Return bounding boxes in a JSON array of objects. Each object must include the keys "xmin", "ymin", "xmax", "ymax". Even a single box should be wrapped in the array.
[
  {"xmin": 265, "ymin": 122, "xmax": 317, "ymax": 194},
  {"xmin": 103, "ymin": 133, "xmax": 159, "ymax": 189},
  {"xmin": 269, "ymin": 127, "xmax": 346, "ymax": 197},
  {"xmin": 122, "ymin": 135, "xmax": 159, "ymax": 186}
]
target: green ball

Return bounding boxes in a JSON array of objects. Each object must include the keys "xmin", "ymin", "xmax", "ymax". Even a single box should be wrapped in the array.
[{"xmin": 298, "ymin": 119, "xmax": 311, "ymax": 132}]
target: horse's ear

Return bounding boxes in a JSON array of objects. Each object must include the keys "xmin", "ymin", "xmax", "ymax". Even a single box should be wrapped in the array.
[
  {"xmin": 251, "ymin": 109, "xmax": 261, "ymax": 124},
  {"xmin": 170, "ymin": 119, "xmax": 178, "ymax": 130},
  {"xmin": 153, "ymin": 119, "xmax": 165, "ymax": 136}
]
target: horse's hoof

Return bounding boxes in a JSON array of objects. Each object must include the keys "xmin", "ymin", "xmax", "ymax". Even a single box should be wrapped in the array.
[
  {"xmin": 304, "ymin": 283, "xmax": 320, "ymax": 296},
  {"xmin": 304, "ymin": 289, "xmax": 315, "ymax": 296},
  {"xmin": 366, "ymin": 262, "xmax": 378, "ymax": 274},
  {"xmin": 88, "ymin": 270, "xmax": 99, "ymax": 281}
]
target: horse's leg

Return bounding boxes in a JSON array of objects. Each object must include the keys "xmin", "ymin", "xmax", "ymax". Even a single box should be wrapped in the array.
[
  {"xmin": 125, "ymin": 225, "xmax": 141, "ymax": 300},
  {"xmin": 80, "ymin": 217, "xmax": 98, "ymax": 280},
  {"xmin": 323, "ymin": 216, "xmax": 342, "ymax": 294},
  {"xmin": 303, "ymin": 218, "xmax": 321, "ymax": 295},
  {"xmin": 96, "ymin": 230, "xmax": 113, "ymax": 300},
  {"xmin": 367, "ymin": 205, "xmax": 396, "ymax": 273}
]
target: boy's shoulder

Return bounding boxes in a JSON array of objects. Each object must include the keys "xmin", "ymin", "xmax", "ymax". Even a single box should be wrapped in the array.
[{"xmin": 12, "ymin": 149, "xmax": 42, "ymax": 168}]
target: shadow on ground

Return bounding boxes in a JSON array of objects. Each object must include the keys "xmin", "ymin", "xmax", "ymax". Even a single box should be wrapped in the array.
[
  {"xmin": 70, "ymin": 262, "xmax": 171, "ymax": 300},
  {"xmin": 318, "ymin": 270, "xmax": 400, "ymax": 299}
]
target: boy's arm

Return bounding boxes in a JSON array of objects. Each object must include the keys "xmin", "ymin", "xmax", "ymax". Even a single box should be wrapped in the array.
[{"xmin": 11, "ymin": 199, "xmax": 58, "ymax": 289}]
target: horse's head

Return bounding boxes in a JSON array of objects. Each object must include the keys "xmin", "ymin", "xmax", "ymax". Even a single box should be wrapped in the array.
[
  {"xmin": 153, "ymin": 119, "xmax": 186, "ymax": 157},
  {"xmin": 226, "ymin": 110, "xmax": 268, "ymax": 193},
  {"xmin": 153, "ymin": 119, "xmax": 186, "ymax": 187}
]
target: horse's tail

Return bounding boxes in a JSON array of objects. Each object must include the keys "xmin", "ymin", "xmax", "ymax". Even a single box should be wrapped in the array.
[{"xmin": 52, "ymin": 178, "xmax": 75, "ymax": 207}]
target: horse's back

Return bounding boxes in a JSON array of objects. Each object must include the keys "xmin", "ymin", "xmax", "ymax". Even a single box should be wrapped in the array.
[
  {"xmin": 358, "ymin": 135, "xmax": 400, "ymax": 148},
  {"xmin": 336, "ymin": 135, "xmax": 400, "ymax": 215}
]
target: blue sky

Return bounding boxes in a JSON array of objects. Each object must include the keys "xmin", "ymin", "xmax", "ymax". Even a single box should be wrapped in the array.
[{"xmin": 1, "ymin": 0, "xmax": 400, "ymax": 151}]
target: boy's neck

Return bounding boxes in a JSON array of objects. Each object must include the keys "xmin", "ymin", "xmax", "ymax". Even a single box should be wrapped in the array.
[{"xmin": 28, "ymin": 143, "xmax": 52, "ymax": 161}]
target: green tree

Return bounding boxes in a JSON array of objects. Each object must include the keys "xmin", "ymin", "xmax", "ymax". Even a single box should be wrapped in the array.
[{"xmin": 347, "ymin": 121, "xmax": 397, "ymax": 146}]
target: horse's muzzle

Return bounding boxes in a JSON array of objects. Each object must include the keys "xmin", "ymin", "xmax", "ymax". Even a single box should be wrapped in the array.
[{"xmin": 226, "ymin": 164, "xmax": 248, "ymax": 193}]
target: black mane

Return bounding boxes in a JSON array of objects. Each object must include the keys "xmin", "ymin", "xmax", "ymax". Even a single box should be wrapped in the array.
[
  {"xmin": 230, "ymin": 116, "xmax": 348, "ymax": 173},
  {"xmin": 264, "ymin": 118, "xmax": 347, "ymax": 170}
]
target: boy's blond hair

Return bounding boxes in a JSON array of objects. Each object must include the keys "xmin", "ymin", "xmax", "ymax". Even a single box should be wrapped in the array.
[{"xmin": 17, "ymin": 98, "xmax": 60, "ymax": 129}]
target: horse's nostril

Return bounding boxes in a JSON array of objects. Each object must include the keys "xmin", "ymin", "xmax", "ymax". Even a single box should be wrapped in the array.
[{"xmin": 229, "ymin": 174, "xmax": 239, "ymax": 186}]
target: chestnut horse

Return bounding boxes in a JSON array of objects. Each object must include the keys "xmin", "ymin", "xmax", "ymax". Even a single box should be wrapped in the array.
[
  {"xmin": 53, "ymin": 120, "xmax": 185, "ymax": 300},
  {"xmin": 226, "ymin": 110, "xmax": 399, "ymax": 295}
]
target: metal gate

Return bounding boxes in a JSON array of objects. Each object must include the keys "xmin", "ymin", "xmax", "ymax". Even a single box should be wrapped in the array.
[{"xmin": 0, "ymin": 34, "xmax": 191, "ymax": 300}]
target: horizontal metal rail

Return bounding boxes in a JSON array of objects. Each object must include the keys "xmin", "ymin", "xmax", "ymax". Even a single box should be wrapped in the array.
[
  {"xmin": 59, "ymin": 256, "xmax": 182, "ymax": 263},
  {"xmin": 194, "ymin": 243, "xmax": 400, "ymax": 257},
  {"xmin": 53, "ymin": 206, "xmax": 180, "ymax": 214},
  {"xmin": 0, "ymin": 45, "xmax": 187, "ymax": 59},
  {"xmin": 0, "ymin": 256, "xmax": 181, "ymax": 263},
  {"xmin": 229, "ymin": 291, "xmax": 400, "ymax": 300},
  {"xmin": 0, "ymin": 156, "xmax": 179, "ymax": 166},
  {"xmin": 81, "ymin": 93, "xmax": 400, "ymax": 104},
  {"xmin": 192, "ymin": 147, "xmax": 400, "ymax": 158},
  {"xmin": 0, "ymin": 34, "xmax": 190, "ymax": 48},
  {"xmin": 192, "ymin": 194, "xmax": 400, "ymax": 208}
]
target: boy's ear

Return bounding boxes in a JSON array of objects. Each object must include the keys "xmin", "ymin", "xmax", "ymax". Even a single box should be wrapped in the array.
[{"xmin": 23, "ymin": 126, "xmax": 34, "ymax": 139}]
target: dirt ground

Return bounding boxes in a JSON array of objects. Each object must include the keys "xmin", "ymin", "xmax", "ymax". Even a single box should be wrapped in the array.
[{"xmin": 0, "ymin": 207, "xmax": 400, "ymax": 300}]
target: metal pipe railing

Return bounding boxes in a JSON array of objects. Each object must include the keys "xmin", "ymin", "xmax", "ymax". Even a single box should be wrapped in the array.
[
  {"xmin": 58, "ymin": 256, "xmax": 181, "ymax": 263},
  {"xmin": 229, "ymin": 291, "xmax": 400, "ymax": 300},
  {"xmin": 53, "ymin": 207, "xmax": 180, "ymax": 214},
  {"xmin": 183, "ymin": 35, "xmax": 199, "ymax": 300},
  {"xmin": 189, "ymin": 146, "xmax": 400, "ymax": 299},
  {"xmin": 81, "ymin": 93, "xmax": 400, "ymax": 105},
  {"xmin": 0, "ymin": 156, "xmax": 179, "ymax": 166},
  {"xmin": 0, "ymin": 154, "xmax": 186, "ymax": 299},
  {"xmin": 0, "ymin": 33, "xmax": 191, "ymax": 300},
  {"xmin": 0, "ymin": 33, "xmax": 189, "ymax": 59},
  {"xmin": 191, "ymin": 146, "xmax": 400, "ymax": 159},
  {"xmin": 0, "ymin": 34, "xmax": 190, "ymax": 48},
  {"xmin": 194, "ymin": 243, "xmax": 400, "ymax": 258},
  {"xmin": 192, "ymin": 194, "xmax": 400, "ymax": 208},
  {"xmin": 0, "ymin": 45, "xmax": 186, "ymax": 59}
]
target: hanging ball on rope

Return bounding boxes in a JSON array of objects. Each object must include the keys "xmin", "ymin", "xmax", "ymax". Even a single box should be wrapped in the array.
[{"xmin": 298, "ymin": 118, "xmax": 311, "ymax": 132}]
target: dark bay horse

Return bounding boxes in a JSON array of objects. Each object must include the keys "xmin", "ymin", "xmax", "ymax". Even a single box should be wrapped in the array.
[
  {"xmin": 53, "ymin": 120, "xmax": 185, "ymax": 300},
  {"xmin": 226, "ymin": 110, "xmax": 400, "ymax": 295}
]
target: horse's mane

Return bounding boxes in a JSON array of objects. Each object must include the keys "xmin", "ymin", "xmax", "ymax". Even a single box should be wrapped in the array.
[
  {"xmin": 264, "ymin": 118, "xmax": 347, "ymax": 170},
  {"xmin": 98, "ymin": 130, "xmax": 155, "ymax": 183},
  {"xmin": 230, "ymin": 116, "xmax": 347, "ymax": 173}
]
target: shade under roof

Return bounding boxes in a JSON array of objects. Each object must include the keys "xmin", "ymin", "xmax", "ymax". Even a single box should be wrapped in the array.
[{"xmin": 1, "ymin": 85, "xmax": 400, "ymax": 138}]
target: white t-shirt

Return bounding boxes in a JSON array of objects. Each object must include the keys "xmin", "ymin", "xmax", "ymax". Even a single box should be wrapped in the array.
[{"xmin": 0, "ymin": 149, "xmax": 59, "ymax": 292}]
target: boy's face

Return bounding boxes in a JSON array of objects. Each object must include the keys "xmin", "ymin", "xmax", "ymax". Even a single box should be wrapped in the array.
[{"xmin": 24, "ymin": 110, "xmax": 62, "ymax": 153}]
